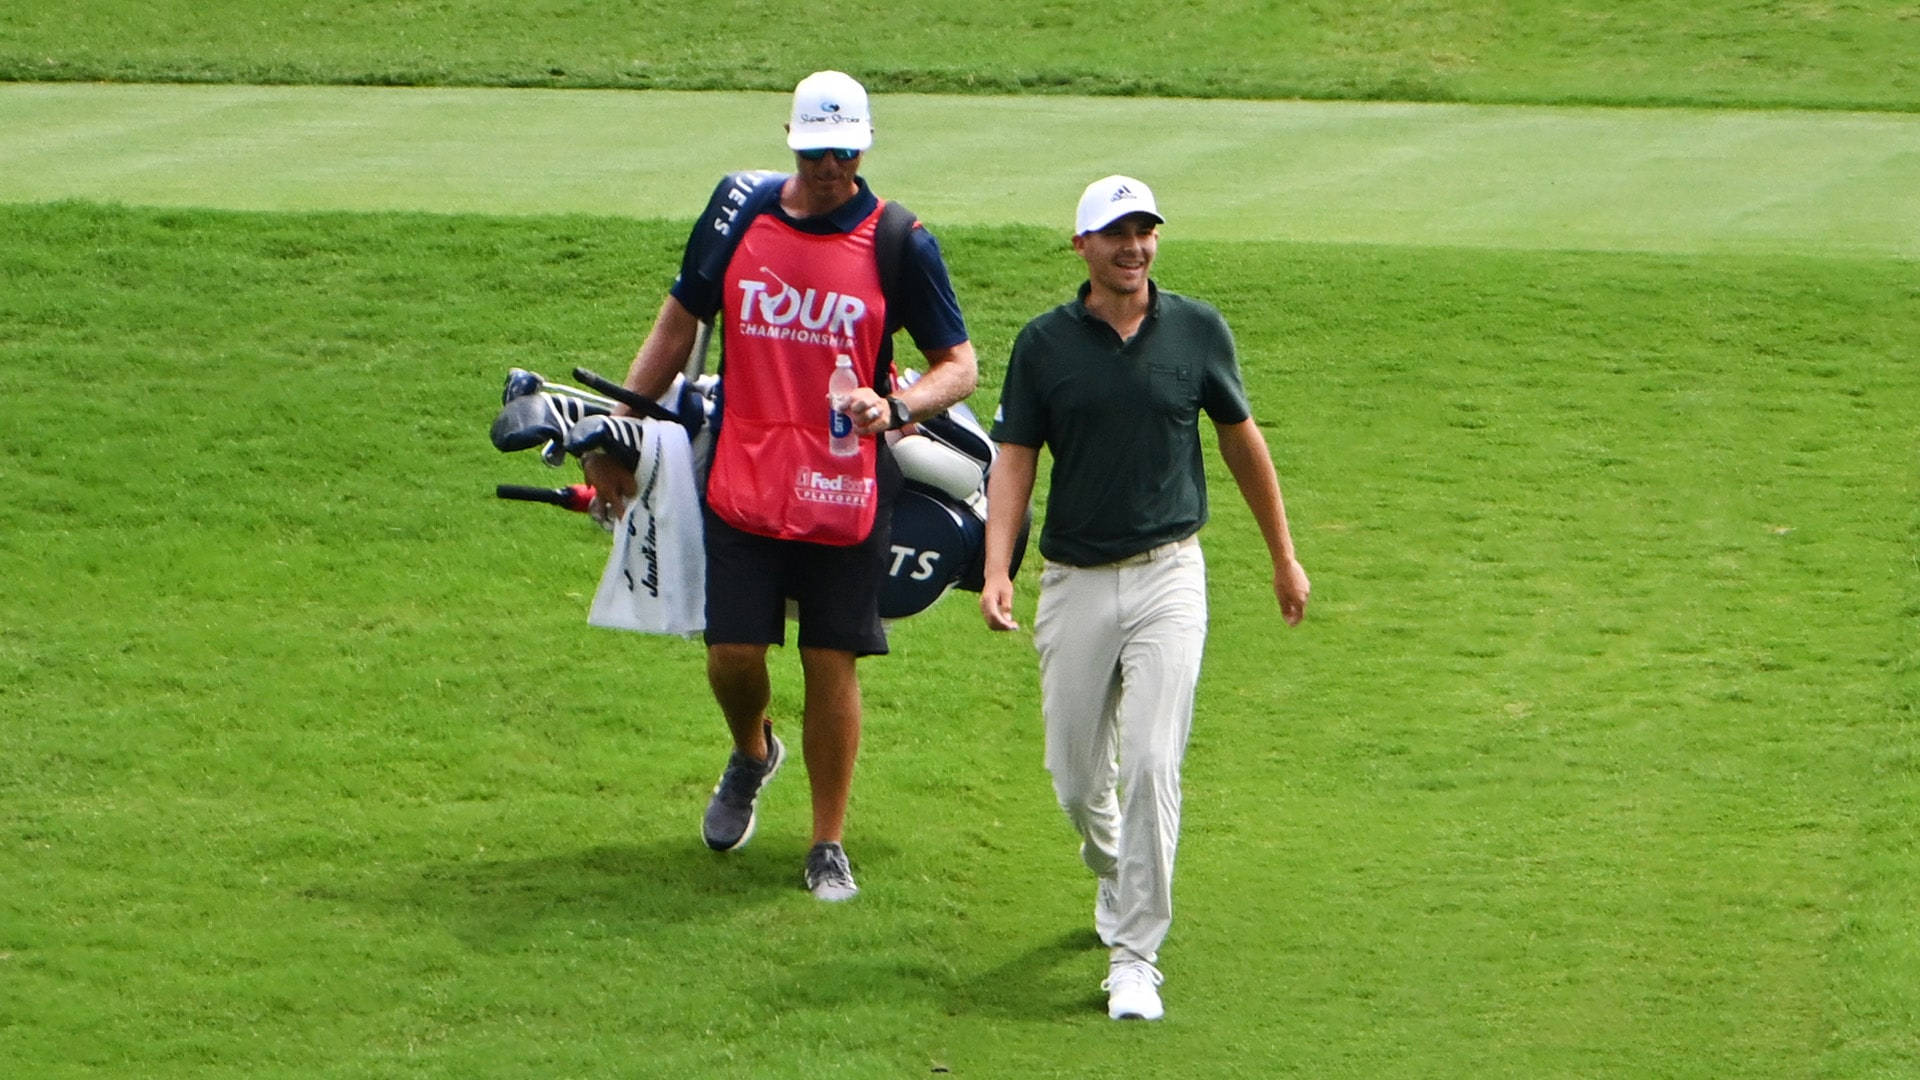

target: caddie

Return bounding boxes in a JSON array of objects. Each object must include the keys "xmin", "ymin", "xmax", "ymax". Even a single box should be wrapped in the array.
[{"xmin": 585, "ymin": 70, "xmax": 978, "ymax": 901}]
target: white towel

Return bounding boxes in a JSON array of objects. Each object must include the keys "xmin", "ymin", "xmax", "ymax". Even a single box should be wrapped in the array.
[{"xmin": 588, "ymin": 419, "xmax": 705, "ymax": 637}]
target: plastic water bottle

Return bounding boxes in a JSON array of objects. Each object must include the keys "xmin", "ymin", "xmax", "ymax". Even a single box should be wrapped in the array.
[{"xmin": 827, "ymin": 354, "xmax": 859, "ymax": 457}]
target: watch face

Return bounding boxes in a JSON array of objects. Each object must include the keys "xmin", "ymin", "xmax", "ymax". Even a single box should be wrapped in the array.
[{"xmin": 890, "ymin": 397, "xmax": 911, "ymax": 429}]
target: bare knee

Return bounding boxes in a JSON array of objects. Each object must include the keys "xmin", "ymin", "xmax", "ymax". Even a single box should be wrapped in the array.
[{"xmin": 708, "ymin": 643, "xmax": 767, "ymax": 681}]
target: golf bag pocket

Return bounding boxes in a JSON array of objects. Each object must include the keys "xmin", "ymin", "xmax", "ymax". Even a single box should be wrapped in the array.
[{"xmin": 879, "ymin": 485, "xmax": 983, "ymax": 619}]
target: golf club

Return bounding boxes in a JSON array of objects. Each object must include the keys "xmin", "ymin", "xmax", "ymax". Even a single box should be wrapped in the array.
[{"xmin": 496, "ymin": 483, "xmax": 596, "ymax": 512}]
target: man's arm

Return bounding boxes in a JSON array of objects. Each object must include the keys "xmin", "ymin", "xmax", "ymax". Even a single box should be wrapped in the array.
[
  {"xmin": 582, "ymin": 295, "xmax": 704, "ymax": 515},
  {"xmin": 979, "ymin": 442, "xmax": 1039, "ymax": 631},
  {"xmin": 841, "ymin": 341, "xmax": 980, "ymax": 437},
  {"xmin": 617, "ymin": 295, "xmax": 705, "ymax": 405},
  {"xmin": 1215, "ymin": 418, "xmax": 1310, "ymax": 626}
]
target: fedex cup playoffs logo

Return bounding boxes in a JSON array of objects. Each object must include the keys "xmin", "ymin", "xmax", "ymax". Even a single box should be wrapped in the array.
[
  {"xmin": 736, "ymin": 265, "xmax": 867, "ymax": 348},
  {"xmin": 794, "ymin": 466, "xmax": 876, "ymax": 506}
]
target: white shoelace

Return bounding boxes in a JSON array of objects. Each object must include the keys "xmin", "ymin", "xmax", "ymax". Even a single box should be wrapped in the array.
[{"xmin": 1101, "ymin": 960, "xmax": 1163, "ymax": 992}]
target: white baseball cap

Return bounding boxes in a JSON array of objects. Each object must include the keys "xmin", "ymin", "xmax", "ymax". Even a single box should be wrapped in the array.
[
  {"xmin": 786, "ymin": 70, "xmax": 874, "ymax": 153},
  {"xmin": 1074, "ymin": 175, "xmax": 1165, "ymax": 235}
]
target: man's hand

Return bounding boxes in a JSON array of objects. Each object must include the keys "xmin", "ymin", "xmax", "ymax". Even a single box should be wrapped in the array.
[
  {"xmin": 980, "ymin": 575, "xmax": 1019, "ymax": 631},
  {"xmin": 585, "ymin": 293, "xmax": 700, "ymax": 524},
  {"xmin": 1275, "ymin": 557, "xmax": 1310, "ymax": 626},
  {"xmin": 582, "ymin": 450, "xmax": 636, "ymax": 523},
  {"xmin": 978, "ymin": 442, "xmax": 1037, "ymax": 634},
  {"xmin": 837, "ymin": 388, "xmax": 894, "ymax": 436}
]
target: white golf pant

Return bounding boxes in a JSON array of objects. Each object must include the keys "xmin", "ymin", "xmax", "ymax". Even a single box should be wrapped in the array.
[{"xmin": 1033, "ymin": 537, "xmax": 1206, "ymax": 965}]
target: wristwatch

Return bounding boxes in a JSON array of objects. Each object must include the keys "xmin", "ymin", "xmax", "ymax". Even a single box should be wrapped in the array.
[{"xmin": 884, "ymin": 395, "xmax": 912, "ymax": 431}]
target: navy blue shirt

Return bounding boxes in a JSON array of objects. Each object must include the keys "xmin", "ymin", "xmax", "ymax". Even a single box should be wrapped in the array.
[{"xmin": 670, "ymin": 173, "xmax": 969, "ymax": 355}]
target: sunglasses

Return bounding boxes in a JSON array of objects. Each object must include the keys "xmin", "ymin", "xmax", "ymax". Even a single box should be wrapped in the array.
[{"xmin": 796, "ymin": 147, "xmax": 862, "ymax": 162}]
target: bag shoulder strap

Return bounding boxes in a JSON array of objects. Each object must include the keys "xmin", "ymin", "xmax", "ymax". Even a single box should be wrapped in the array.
[
  {"xmin": 875, "ymin": 199, "xmax": 919, "ymax": 337},
  {"xmin": 872, "ymin": 199, "xmax": 921, "ymax": 389}
]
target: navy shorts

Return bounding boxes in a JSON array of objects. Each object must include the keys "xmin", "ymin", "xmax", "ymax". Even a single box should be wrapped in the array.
[{"xmin": 702, "ymin": 503, "xmax": 894, "ymax": 657}]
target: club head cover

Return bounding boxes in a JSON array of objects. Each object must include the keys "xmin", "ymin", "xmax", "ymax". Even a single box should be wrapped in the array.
[
  {"xmin": 670, "ymin": 376, "xmax": 712, "ymax": 440},
  {"xmin": 547, "ymin": 393, "xmax": 610, "ymax": 425},
  {"xmin": 503, "ymin": 367, "xmax": 544, "ymax": 404},
  {"xmin": 563, "ymin": 414, "xmax": 645, "ymax": 472},
  {"xmin": 892, "ymin": 433, "xmax": 986, "ymax": 504},
  {"xmin": 490, "ymin": 392, "xmax": 568, "ymax": 453},
  {"xmin": 910, "ymin": 403, "xmax": 994, "ymax": 469}
]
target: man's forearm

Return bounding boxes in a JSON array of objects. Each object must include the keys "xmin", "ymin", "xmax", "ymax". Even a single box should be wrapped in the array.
[
  {"xmin": 615, "ymin": 296, "xmax": 703, "ymax": 411},
  {"xmin": 900, "ymin": 341, "xmax": 980, "ymax": 420},
  {"xmin": 981, "ymin": 443, "xmax": 1038, "ymax": 580},
  {"xmin": 1218, "ymin": 419, "xmax": 1297, "ymax": 566}
]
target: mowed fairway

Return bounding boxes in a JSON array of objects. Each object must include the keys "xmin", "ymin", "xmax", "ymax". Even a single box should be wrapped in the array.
[
  {"xmin": 4, "ymin": 83, "xmax": 1919, "ymax": 257},
  {"xmin": 2, "ymin": 83, "xmax": 1917, "ymax": 1079}
]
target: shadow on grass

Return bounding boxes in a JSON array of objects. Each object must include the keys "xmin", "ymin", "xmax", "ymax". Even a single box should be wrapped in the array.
[
  {"xmin": 952, "ymin": 927, "xmax": 1107, "ymax": 1020},
  {"xmin": 962, "ymin": 927, "xmax": 1107, "ymax": 1020},
  {"xmin": 391, "ymin": 836, "xmax": 833, "ymax": 950},
  {"xmin": 360, "ymin": 837, "xmax": 1106, "ymax": 1021},
  {"xmin": 747, "ymin": 926, "xmax": 1102, "ymax": 1022}
]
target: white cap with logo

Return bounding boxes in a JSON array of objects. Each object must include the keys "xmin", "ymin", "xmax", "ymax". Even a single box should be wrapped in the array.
[
  {"xmin": 1075, "ymin": 175, "xmax": 1165, "ymax": 236},
  {"xmin": 787, "ymin": 70, "xmax": 874, "ymax": 153}
]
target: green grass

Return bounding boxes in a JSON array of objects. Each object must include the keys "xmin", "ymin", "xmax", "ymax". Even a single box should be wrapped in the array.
[
  {"xmin": 4, "ymin": 1, "xmax": 1918, "ymax": 1072},
  {"xmin": 2, "ymin": 201, "xmax": 1914, "ymax": 1077},
  {"xmin": 6, "ymin": 84, "xmax": 1919, "ymax": 259},
  {"xmin": 3, "ymin": 0, "xmax": 1919, "ymax": 110}
]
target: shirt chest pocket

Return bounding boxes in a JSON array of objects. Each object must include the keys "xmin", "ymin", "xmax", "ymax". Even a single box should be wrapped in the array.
[{"xmin": 1143, "ymin": 362, "xmax": 1199, "ymax": 415}]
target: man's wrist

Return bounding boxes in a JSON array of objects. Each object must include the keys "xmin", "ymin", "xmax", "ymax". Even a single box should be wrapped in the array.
[{"xmin": 885, "ymin": 395, "xmax": 912, "ymax": 431}]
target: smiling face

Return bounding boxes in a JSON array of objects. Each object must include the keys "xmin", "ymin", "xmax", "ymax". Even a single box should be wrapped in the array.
[
  {"xmin": 1073, "ymin": 213, "xmax": 1159, "ymax": 299},
  {"xmin": 787, "ymin": 140, "xmax": 864, "ymax": 215}
]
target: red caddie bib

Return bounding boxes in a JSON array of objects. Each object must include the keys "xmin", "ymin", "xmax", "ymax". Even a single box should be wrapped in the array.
[{"xmin": 706, "ymin": 201, "xmax": 890, "ymax": 545}]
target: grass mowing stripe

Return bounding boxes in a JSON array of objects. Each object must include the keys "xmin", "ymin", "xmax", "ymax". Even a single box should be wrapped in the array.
[
  {"xmin": 5, "ymin": 0, "xmax": 1919, "ymax": 111},
  {"xmin": 1, "ymin": 202, "xmax": 1914, "ymax": 1076},
  {"xmin": 3, "ymin": 83, "xmax": 1918, "ymax": 258}
]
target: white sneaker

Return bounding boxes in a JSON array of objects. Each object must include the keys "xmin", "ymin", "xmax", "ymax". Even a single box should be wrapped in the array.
[
  {"xmin": 1094, "ymin": 874, "xmax": 1120, "ymax": 946},
  {"xmin": 1102, "ymin": 960, "xmax": 1164, "ymax": 1021}
]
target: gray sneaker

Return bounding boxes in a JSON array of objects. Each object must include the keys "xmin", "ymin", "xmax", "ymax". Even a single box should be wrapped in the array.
[
  {"xmin": 701, "ymin": 723, "xmax": 784, "ymax": 852},
  {"xmin": 804, "ymin": 841, "xmax": 859, "ymax": 902}
]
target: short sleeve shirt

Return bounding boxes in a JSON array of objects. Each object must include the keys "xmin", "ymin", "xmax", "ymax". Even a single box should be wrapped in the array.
[{"xmin": 992, "ymin": 282, "xmax": 1250, "ymax": 566}]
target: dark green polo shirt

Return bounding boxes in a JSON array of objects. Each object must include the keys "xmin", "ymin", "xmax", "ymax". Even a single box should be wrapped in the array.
[{"xmin": 992, "ymin": 281, "xmax": 1251, "ymax": 567}]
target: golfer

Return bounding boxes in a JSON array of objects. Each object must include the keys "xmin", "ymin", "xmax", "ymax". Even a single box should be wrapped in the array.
[
  {"xmin": 979, "ymin": 176, "xmax": 1309, "ymax": 1019},
  {"xmin": 586, "ymin": 71, "xmax": 978, "ymax": 901}
]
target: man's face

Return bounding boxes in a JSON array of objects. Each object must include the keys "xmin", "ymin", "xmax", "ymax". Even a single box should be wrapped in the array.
[
  {"xmin": 1073, "ymin": 214, "xmax": 1159, "ymax": 296},
  {"xmin": 792, "ymin": 148, "xmax": 863, "ymax": 197}
]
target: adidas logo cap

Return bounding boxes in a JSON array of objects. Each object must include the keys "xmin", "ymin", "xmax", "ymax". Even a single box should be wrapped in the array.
[{"xmin": 1075, "ymin": 174, "xmax": 1165, "ymax": 236}]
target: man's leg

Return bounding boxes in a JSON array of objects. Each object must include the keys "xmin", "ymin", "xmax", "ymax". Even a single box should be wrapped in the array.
[
  {"xmin": 708, "ymin": 642, "xmax": 773, "ymax": 757},
  {"xmin": 797, "ymin": 646, "xmax": 861, "ymax": 844},
  {"xmin": 1109, "ymin": 547, "xmax": 1208, "ymax": 966},
  {"xmin": 701, "ymin": 642, "xmax": 783, "ymax": 852},
  {"xmin": 1034, "ymin": 565, "xmax": 1126, "ymax": 904},
  {"xmin": 795, "ymin": 646, "xmax": 863, "ymax": 901}
]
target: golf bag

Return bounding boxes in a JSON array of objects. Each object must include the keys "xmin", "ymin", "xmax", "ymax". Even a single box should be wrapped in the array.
[{"xmin": 489, "ymin": 366, "xmax": 1026, "ymax": 626}]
